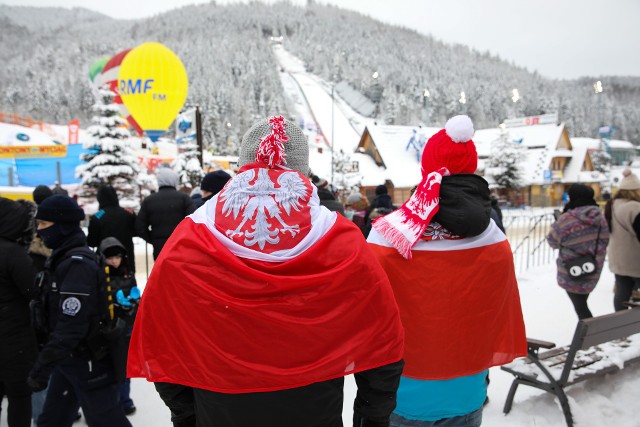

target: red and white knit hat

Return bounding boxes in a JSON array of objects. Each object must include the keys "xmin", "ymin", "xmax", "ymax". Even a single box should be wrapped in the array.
[
  {"xmin": 238, "ymin": 115, "xmax": 309, "ymax": 175},
  {"xmin": 372, "ymin": 115, "xmax": 477, "ymax": 259}
]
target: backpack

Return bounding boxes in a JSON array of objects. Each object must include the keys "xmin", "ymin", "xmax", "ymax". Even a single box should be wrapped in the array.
[{"xmin": 82, "ymin": 247, "xmax": 136, "ymax": 383}]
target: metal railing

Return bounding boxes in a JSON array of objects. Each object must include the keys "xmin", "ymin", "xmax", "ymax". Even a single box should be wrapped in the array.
[
  {"xmin": 503, "ymin": 211, "xmax": 557, "ymax": 273},
  {"xmin": 0, "ymin": 112, "xmax": 45, "ymax": 130}
]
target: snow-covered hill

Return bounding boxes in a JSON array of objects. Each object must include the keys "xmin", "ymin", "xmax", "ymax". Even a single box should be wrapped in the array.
[{"xmin": 1, "ymin": 2, "xmax": 639, "ymax": 153}]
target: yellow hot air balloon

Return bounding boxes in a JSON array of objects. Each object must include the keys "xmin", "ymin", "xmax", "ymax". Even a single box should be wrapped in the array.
[{"xmin": 118, "ymin": 42, "xmax": 188, "ymax": 142}]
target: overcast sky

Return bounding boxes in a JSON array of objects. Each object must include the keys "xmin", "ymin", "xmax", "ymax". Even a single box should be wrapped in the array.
[{"xmin": 2, "ymin": 0, "xmax": 639, "ymax": 80}]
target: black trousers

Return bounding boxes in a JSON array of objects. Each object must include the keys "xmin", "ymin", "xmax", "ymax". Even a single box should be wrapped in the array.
[
  {"xmin": 194, "ymin": 378, "xmax": 345, "ymax": 427},
  {"xmin": 154, "ymin": 382, "xmax": 196, "ymax": 427},
  {"xmin": 37, "ymin": 358, "xmax": 131, "ymax": 427},
  {"xmin": 566, "ymin": 291, "xmax": 593, "ymax": 319},
  {"xmin": 613, "ymin": 274, "xmax": 640, "ymax": 311},
  {"xmin": 0, "ymin": 380, "xmax": 31, "ymax": 427}
]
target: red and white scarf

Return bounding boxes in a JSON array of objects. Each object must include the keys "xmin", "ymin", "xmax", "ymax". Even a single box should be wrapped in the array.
[{"xmin": 373, "ymin": 167, "xmax": 450, "ymax": 259}]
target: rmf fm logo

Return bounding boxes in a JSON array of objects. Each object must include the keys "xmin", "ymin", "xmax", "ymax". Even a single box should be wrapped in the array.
[{"xmin": 119, "ymin": 79, "xmax": 166, "ymax": 100}]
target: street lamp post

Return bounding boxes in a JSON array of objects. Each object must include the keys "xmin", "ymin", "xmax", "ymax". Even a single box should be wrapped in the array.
[
  {"xmin": 331, "ymin": 84, "xmax": 335, "ymax": 188},
  {"xmin": 459, "ymin": 91, "xmax": 466, "ymax": 108},
  {"xmin": 423, "ymin": 88, "xmax": 430, "ymax": 124},
  {"xmin": 511, "ymin": 88, "xmax": 520, "ymax": 119},
  {"xmin": 371, "ymin": 71, "xmax": 381, "ymax": 118},
  {"xmin": 594, "ymin": 80, "xmax": 604, "ymax": 129},
  {"xmin": 225, "ymin": 121, "xmax": 231, "ymax": 152},
  {"xmin": 330, "ymin": 57, "xmax": 342, "ymax": 189}
]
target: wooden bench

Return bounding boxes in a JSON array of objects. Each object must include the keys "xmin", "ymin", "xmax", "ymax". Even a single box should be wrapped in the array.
[{"xmin": 501, "ymin": 307, "xmax": 640, "ymax": 427}]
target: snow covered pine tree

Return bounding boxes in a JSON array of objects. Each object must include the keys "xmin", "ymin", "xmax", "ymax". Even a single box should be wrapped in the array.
[
  {"xmin": 76, "ymin": 87, "xmax": 143, "ymax": 209},
  {"xmin": 488, "ymin": 130, "xmax": 525, "ymax": 192},
  {"xmin": 172, "ymin": 142, "xmax": 204, "ymax": 190}
]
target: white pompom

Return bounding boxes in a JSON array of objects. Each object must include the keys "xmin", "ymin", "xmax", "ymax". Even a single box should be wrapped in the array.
[{"xmin": 445, "ymin": 115, "xmax": 474, "ymax": 143}]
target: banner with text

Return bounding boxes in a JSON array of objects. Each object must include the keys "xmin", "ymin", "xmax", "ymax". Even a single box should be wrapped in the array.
[{"xmin": 0, "ymin": 145, "xmax": 67, "ymax": 158}]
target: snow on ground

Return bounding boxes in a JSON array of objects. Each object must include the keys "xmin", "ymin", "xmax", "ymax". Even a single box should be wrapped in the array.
[
  {"xmin": 4, "ymin": 238, "xmax": 638, "ymax": 427},
  {"xmin": 129, "ymin": 254, "xmax": 640, "ymax": 427}
]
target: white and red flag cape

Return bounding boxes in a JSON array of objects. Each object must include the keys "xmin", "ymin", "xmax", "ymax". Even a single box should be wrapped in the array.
[
  {"xmin": 368, "ymin": 221, "xmax": 527, "ymax": 380},
  {"xmin": 128, "ymin": 163, "xmax": 404, "ymax": 393}
]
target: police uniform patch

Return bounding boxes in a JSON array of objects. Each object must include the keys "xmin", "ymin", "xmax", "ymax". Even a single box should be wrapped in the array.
[{"xmin": 62, "ymin": 297, "xmax": 82, "ymax": 316}]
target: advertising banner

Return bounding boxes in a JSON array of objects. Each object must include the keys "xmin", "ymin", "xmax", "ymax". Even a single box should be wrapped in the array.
[{"xmin": 0, "ymin": 145, "xmax": 67, "ymax": 158}]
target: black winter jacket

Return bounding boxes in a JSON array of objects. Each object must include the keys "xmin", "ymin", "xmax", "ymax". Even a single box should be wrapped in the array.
[
  {"xmin": 135, "ymin": 187, "xmax": 195, "ymax": 259},
  {"xmin": 87, "ymin": 187, "xmax": 137, "ymax": 272},
  {"xmin": 0, "ymin": 198, "xmax": 38, "ymax": 382},
  {"xmin": 155, "ymin": 359, "xmax": 404, "ymax": 427},
  {"xmin": 30, "ymin": 230, "xmax": 103, "ymax": 382}
]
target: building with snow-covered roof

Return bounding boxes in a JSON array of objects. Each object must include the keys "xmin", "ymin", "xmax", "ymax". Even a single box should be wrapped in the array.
[
  {"xmin": 355, "ymin": 124, "xmax": 439, "ymax": 204},
  {"xmin": 474, "ymin": 116, "xmax": 610, "ymax": 207},
  {"xmin": 355, "ymin": 114, "xmax": 627, "ymax": 207},
  {"xmin": 605, "ymin": 139, "xmax": 637, "ymax": 166}
]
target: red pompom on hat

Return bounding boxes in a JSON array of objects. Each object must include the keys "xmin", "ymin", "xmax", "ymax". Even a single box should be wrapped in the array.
[
  {"xmin": 373, "ymin": 115, "xmax": 478, "ymax": 259},
  {"xmin": 255, "ymin": 115, "xmax": 289, "ymax": 169},
  {"xmin": 421, "ymin": 114, "xmax": 477, "ymax": 176}
]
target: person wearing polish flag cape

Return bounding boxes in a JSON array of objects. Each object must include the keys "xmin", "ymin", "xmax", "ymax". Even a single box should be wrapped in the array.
[
  {"xmin": 128, "ymin": 116, "xmax": 405, "ymax": 427},
  {"xmin": 368, "ymin": 115, "xmax": 527, "ymax": 427}
]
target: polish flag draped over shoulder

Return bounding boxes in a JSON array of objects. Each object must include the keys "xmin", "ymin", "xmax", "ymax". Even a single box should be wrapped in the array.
[
  {"xmin": 128, "ymin": 116, "xmax": 404, "ymax": 393},
  {"xmin": 368, "ymin": 224, "xmax": 526, "ymax": 380}
]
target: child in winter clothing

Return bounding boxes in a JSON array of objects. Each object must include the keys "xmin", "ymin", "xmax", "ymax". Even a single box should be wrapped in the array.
[{"xmin": 98, "ymin": 237, "xmax": 139, "ymax": 416}]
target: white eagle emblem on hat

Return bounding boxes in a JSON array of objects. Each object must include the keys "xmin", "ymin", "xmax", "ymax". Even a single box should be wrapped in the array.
[{"xmin": 218, "ymin": 168, "xmax": 310, "ymax": 251}]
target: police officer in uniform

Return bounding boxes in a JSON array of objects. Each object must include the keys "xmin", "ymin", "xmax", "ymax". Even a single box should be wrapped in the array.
[{"xmin": 27, "ymin": 195, "xmax": 132, "ymax": 427}]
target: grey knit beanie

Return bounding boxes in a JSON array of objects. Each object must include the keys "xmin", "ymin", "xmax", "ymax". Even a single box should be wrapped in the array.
[{"xmin": 238, "ymin": 116, "xmax": 309, "ymax": 176}]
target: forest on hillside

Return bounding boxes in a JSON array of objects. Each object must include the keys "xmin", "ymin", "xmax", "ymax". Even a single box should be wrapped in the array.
[{"xmin": 1, "ymin": 2, "xmax": 639, "ymax": 154}]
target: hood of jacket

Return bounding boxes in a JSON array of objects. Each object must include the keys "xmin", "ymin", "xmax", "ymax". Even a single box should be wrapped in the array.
[
  {"xmin": 564, "ymin": 205, "xmax": 604, "ymax": 227},
  {"xmin": 156, "ymin": 168, "xmax": 179, "ymax": 189},
  {"xmin": 0, "ymin": 197, "xmax": 35, "ymax": 244},
  {"xmin": 97, "ymin": 186, "xmax": 120, "ymax": 209},
  {"xmin": 98, "ymin": 236, "xmax": 127, "ymax": 255},
  {"xmin": 432, "ymin": 174, "xmax": 491, "ymax": 237}
]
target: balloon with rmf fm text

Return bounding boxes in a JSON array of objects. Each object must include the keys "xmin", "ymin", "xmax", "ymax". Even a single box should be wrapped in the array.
[{"xmin": 118, "ymin": 42, "xmax": 189, "ymax": 142}]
